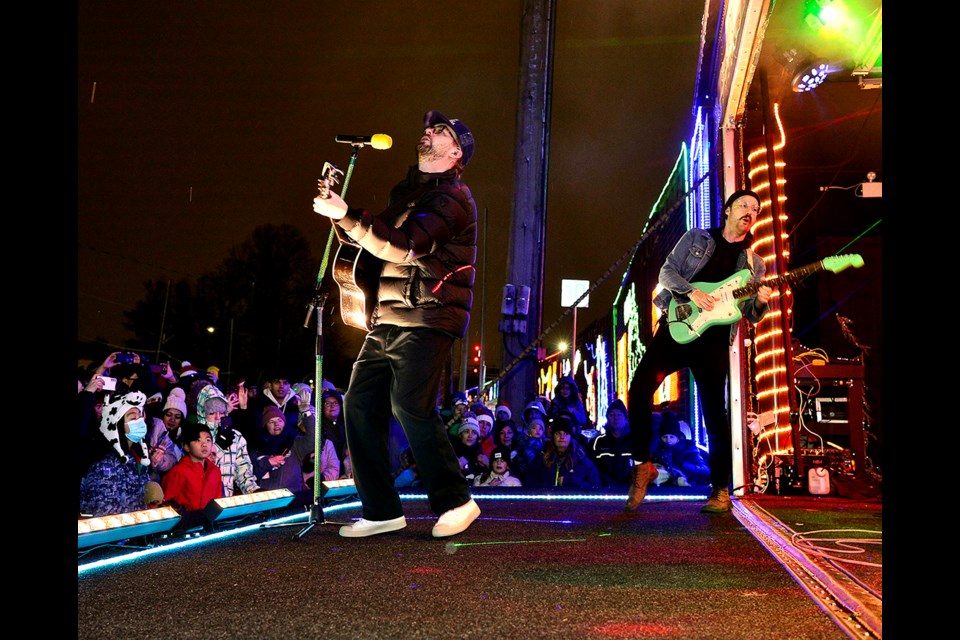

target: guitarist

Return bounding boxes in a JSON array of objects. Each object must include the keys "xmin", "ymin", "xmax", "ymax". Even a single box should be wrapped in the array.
[
  {"xmin": 624, "ymin": 189, "xmax": 773, "ymax": 514},
  {"xmin": 313, "ymin": 110, "xmax": 481, "ymax": 539}
]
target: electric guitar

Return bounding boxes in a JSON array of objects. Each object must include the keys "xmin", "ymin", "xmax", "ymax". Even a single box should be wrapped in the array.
[
  {"xmin": 318, "ymin": 162, "xmax": 381, "ymax": 331},
  {"xmin": 666, "ymin": 253, "xmax": 864, "ymax": 344}
]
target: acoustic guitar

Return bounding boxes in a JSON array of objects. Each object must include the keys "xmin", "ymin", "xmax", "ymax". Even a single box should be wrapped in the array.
[
  {"xmin": 318, "ymin": 162, "xmax": 381, "ymax": 331},
  {"xmin": 666, "ymin": 253, "xmax": 864, "ymax": 344}
]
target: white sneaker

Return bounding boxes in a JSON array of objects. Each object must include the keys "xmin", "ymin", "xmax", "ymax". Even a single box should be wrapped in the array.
[
  {"xmin": 431, "ymin": 499, "xmax": 480, "ymax": 538},
  {"xmin": 339, "ymin": 516, "xmax": 407, "ymax": 538}
]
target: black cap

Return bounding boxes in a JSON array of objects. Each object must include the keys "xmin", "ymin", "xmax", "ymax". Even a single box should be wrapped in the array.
[{"xmin": 424, "ymin": 110, "xmax": 474, "ymax": 167}]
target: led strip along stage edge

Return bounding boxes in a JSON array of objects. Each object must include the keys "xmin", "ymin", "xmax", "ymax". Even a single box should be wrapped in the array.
[{"xmin": 732, "ymin": 500, "xmax": 881, "ymax": 639}]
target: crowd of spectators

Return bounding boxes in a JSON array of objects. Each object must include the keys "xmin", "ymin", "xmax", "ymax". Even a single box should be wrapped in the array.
[{"xmin": 78, "ymin": 351, "xmax": 709, "ymax": 527}]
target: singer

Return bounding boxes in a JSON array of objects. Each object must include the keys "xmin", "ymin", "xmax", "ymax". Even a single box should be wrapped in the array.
[{"xmin": 313, "ymin": 110, "xmax": 481, "ymax": 538}]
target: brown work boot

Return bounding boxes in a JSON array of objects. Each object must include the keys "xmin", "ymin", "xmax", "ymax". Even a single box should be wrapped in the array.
[
  {"xmin": 701, "ymin": 487, "xmax": 732, "ymax": 513},
  {"xmin": 624, "ymin": 461, "xmax": 658, "ymax": 511}
]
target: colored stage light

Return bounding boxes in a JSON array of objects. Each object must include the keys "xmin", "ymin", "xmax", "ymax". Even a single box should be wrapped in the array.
[
  {"xmin": 78, "ymin": 507, "xmax": 181, "ymax": 549},
  {"xmin": 792, "ymin": 61, "xmax": 833, "ymax": 92},
  {"xmin": 203, "ymin": 488, "xmax": 296, "ymax": 522}
]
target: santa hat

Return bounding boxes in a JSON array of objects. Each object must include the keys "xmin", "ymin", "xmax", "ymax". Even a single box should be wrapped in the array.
[
  {"xmin": 179, "ymin": 361, "xmax": 199, "ymax": 377},
  {"xmin": 476, "ymin": 413, "xmax": 495, "ymax": 429},
  {"xmin": 163, "ymin": 388, "xmax": 188, "ymax": 418},
  {"xmin": 495, "ymin": 403, "xmax": 512, "ymax": 420}
]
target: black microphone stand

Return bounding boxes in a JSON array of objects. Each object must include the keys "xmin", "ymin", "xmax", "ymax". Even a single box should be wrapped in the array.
[{"xmin": 264, "ymin": 145, "xmax": 365, "ymax": 540}]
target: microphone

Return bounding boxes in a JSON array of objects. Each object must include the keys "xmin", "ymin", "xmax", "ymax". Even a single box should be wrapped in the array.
[{"xmin": 335, "ymin": 134, "xmax": 393, "ymax": 150}]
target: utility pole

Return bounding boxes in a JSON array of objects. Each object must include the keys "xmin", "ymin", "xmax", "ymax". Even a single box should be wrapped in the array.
[{"xmin": 498, "ymin": 0, "xmax": 556, "ymax": 412}]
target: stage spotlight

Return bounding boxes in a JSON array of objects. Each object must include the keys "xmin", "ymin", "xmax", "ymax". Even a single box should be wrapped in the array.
[
  {"xmin": 792, "ymin": 60, "xmax": 833, "ymax": 92},
  {"xmin": 204, "ymin": 489, "xmax": 296, "ymax": 523},
  {"xmin": 78, "ymin": 507, "xmax": 181, "ymax": 549}
]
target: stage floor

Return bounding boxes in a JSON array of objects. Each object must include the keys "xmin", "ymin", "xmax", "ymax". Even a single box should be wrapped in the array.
[{"xmin": 77, "ymin": 488, "xmax": 882, "ymax": 639}]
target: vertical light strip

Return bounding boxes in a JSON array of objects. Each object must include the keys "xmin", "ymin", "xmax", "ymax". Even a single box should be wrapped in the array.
[{"xmin": 746, "ymin": 103, "xmax": 794, "ymax": 471}]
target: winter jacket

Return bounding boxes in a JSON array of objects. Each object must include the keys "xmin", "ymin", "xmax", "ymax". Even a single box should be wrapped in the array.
[
  {"xmin": 651, "ymin": 439, "xmax": 711, "ymax": 485},
  {"xmin": 525, "ymin": 442, "xmax": 601, "ymax": 489},
  {"xmin": 548, "ymin": 375, "xmax": 589, "ymax": 429},
  {"xmin": 196, "ymin": 384, "xmax": 260, "ymax": 497},
  {"xmin": 336, "ymin": 165, "xmax": 478, "ymax": 338},
  {"xmin": 161, "ymin": 456, "xmax": 223, "ymax": 511},
  {"xmin": 587, "ymin": 433, "xmax": 634, "ymax": 487}
]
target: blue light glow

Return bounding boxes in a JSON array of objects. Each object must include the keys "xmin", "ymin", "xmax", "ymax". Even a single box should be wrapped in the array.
[{"xmin": 78, "ymin": 492, "xmax": 712, "ymax": 574}]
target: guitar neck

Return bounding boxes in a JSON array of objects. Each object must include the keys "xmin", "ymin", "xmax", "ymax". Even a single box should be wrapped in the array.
[{"xmin": 732, "ymin": 260, "xmax": 824, "ymax": 299}]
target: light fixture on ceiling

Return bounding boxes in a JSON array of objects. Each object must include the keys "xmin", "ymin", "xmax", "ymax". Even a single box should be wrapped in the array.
[
  {"xmin": 803, "ymin": 0, "xmax": 837, "ymax": 32},
  {"xmin": 792, "ymin": 60, "xmax": 835, "ymax": 92}
]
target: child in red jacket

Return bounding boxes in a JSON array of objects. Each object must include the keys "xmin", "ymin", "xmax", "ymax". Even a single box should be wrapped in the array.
[{"xmin": 162, "ymin": 423, "xmax": 223, "ymax": 512}]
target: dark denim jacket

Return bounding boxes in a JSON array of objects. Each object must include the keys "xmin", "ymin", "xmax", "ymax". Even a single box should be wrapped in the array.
[{"xmin": 652, "ymin": 228, "xmax": 768, "ymax": 344}]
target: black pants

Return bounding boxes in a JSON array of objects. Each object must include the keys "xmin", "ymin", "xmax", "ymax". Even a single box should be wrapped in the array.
[
  {"xmin": 343, "ymin": 324, "xmax": 472, "ymax": 521},
  {"xmin": 627, "ymin": 322, "xmax": 732, "ymax": 489}
]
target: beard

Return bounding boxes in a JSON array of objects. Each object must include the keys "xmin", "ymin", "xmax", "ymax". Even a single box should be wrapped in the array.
[{"xmin": 417, "ymin": 140, "xmax": 441, "ymax": 163}]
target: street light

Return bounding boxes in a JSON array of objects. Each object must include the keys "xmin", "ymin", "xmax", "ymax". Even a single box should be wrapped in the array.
[{"xmin": 561, "ymin": 279, "xmax": 590, "ymax": 373}]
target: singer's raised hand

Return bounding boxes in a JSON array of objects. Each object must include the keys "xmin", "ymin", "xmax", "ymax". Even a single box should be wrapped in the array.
[{"xmin": 314, "ymin": 190, "xmax": 348, "ymax": 220}]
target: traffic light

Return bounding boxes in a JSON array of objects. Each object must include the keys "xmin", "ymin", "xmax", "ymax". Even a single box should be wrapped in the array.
[{"xmin": 472, "ymin": 344, "xmax": 481, "ymax": 373}]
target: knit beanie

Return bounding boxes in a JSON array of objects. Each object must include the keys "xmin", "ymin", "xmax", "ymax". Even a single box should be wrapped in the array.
[
  {"xmin": 724, "ymin": 189, "xmax": 761, "ymax": 211},
  {"xmin": 204, "ymin": 397, "xmax": 229, "ymax": 415},
  {"xmin": 163, "ymin": 388, "xmax": 188, "ymax": 418},
  {"xmin": 526, "ymin": 417, "xmax": 545, "ymax": 434},
  {"xmin": 458, "ymin": 416, "xmax": 481, "ymax": 436},
  {"xmin": 262, "ymin": 406, "xmax": 285, "ymax": 425},
  {"xmin": 606, "ymin": 398, "xmax": 628, "ymax": 417},
  {"xmin": 490, "ymin": 446, "xmax": 512, "ymax": 465},
  {"xmin": 659, "ymin": 411, "xmax": 684, "ymax": 439}
]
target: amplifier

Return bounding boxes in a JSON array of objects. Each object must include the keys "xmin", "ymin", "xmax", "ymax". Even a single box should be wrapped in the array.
[{"xmin": 801, "ymin": 448, "xmax": 855, "ymax": 475}]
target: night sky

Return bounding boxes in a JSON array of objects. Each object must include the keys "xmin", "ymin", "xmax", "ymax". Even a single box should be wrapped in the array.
[{"xmin": 77, "ymin": 1, "xmax": 706, "ymax": 368}]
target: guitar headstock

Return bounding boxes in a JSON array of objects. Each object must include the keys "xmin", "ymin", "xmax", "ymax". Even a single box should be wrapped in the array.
[
  {"xmin": 822, "ymin": 253, "xmax": 864, "ymax": 273},
  {"xmin": 317, "ymin": 162, "xmax": 344, "ymax": 199}
]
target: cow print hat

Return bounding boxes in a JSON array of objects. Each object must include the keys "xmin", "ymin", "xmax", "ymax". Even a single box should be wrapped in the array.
[{"xmin": 99, "ymin": 390, "xmax": 148, "ymax": 464}]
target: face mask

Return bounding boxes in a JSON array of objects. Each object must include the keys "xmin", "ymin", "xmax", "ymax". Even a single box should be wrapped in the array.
[{"xmin": 126, "ymin": 418, "xmax": 148, "ymax": 443}]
